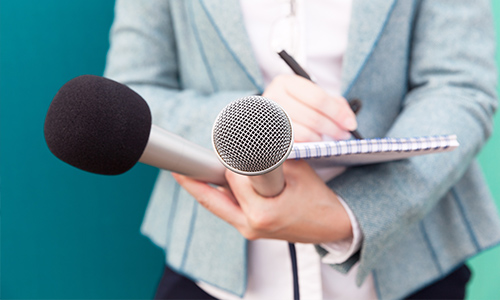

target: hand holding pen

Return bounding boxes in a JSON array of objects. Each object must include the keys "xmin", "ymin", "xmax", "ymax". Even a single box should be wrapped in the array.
[{"xmin": 277, "ymin": 50, "xmax": 363, "ymax": 140}]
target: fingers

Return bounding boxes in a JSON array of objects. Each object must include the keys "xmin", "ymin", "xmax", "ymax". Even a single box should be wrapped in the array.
[
  {"xmin": 173, "ymin": 172, "xmax": 283, "ymax": 241},
  {"xmin": 225, "ymin": 172, "xmax": 286, "ymax": 238},
  {"xmin": 173, "ymin": 165, "xmax": 351, "ymax": 243},
  {"xmin": 263, "ymin": 75, "xmax": 357, "ymax": 141},
  {"xmin": 171, "ymin": 173, "xmax": 245, "ymax": 229},
  {"xmin": 277, "ymin": 91, "xmax": 353, "ymax": 141},
  {"xmin": 226, "ymin": 160, "xmax": 351, "ymax": 243},
  {"xmin": 293, "ymin": 123, "xmax": 322, "ymax": 142},
  {"xmin": 283, "ymin": 76, "xmax": 358, "ymax": 130}
]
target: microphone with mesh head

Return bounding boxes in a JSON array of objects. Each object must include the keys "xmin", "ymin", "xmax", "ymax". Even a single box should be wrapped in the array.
[
  {"xmin": 212, "ymin": 96, "xmax": 294, "ymax": 197},
  {"xmin": 44, "ymin": 75, "xmax": 226, "ymax": 185}
]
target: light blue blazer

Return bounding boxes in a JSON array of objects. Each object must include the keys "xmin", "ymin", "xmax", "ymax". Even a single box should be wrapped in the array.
[{"xmin": 104, "ymin": 1, "xmax": 500, "ymax": 299}]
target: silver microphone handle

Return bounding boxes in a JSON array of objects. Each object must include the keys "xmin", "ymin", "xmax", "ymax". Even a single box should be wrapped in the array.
[
  {"xmin": 249, "ymin": 165, "xmax": 285, "ymax": 197},
  {"xmin": 139, "ymin": 125, "xmax": 227, "ymax": 186}
]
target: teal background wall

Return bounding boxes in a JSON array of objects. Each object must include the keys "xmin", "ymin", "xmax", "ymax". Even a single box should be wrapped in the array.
[
  {"xmin": 0, "ymin": 1, "xmax": 163, "ymax": 298},
  {"xmin": 1, "ymin": 1, "xmax": 499, "ymax": 299},
  {"xmin": 467, "ymin": 2, "xmax": 500, "ymax": 298}
]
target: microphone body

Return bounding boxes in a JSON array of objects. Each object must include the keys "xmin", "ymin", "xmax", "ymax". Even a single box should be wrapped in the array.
[
  {"xmin": 212, "ymin": 96, "xmax": 294, "ymax": 197},
  {"xmin": 247, "ymin": 165, "xmax": 286, "ymax": 197},
  {"xmin": 140, "ymin": 125, "xmax": 226, "ymax": 185}
]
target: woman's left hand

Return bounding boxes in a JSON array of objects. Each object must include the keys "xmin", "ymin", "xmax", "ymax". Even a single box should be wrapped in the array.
[{"xmin": 172, "ymin": 159, "xmax": 352, "ymax": 244}]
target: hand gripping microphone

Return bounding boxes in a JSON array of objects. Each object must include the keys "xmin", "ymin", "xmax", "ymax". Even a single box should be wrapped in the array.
[
  {"xmin": 212, "ymin": 96, "xmax": 294, "ymax": 197},
  {"xmin": 44, "ymin": 75, "xmax": 226, "ymax": 185},
  {"xmin": 213, "ymin": 96, "xmax": 299, "ymax": 299}
]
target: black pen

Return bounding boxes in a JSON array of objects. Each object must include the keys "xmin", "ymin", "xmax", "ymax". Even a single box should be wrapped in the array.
[{"xmin": 278, "ymin": 50, "xmax": 363, "ymax": 140}]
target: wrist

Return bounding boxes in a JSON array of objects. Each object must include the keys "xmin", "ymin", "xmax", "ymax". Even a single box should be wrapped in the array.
[
  {"xmin": 310, "ymin": 190, "xmax": 353, "ymax": 243},
  {"xmin": 330, "ymin": 195, "xmax": 354, "ymax": 241},
  {"xmin": 320, "ymin": 195, "xmax": 363, "ymax": 264}
]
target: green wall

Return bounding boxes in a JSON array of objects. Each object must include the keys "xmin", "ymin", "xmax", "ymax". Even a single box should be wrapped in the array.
[{"xmin": 1, "ymin": 1, "xmax": 499, "ymax": 299}]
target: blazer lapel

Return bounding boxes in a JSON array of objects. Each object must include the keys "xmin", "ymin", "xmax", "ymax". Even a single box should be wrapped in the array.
[
  {"xmin": 197, "ymin": 0, "xmax": 264, "ymax": 91},
  {"xmin": 198, "ymin": 0, "xmax": 397, "ymax": 94},
  {"xmin": 341, "ymin": 0, "xmax": 398, "ymax": 95}
]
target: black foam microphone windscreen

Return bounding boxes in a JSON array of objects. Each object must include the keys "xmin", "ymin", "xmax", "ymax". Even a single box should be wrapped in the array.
[{"xmin": 44, "ymin": 75, "xmax": 152, "ymax": 175}]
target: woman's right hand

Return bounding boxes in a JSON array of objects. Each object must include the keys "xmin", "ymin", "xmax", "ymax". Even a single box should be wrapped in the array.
[{"xmin": 262, "ymin": 74, "xmax": 357, "ymax": 142}]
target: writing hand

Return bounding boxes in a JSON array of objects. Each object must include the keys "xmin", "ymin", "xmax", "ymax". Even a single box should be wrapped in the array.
[{"xmin": 263, "ymin": 74, "xmax": 357, "ymax": 142}]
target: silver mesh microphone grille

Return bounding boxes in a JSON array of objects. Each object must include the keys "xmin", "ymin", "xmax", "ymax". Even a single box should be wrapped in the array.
[{"xmin": 212, "ymin": 96, "xmax": 293, "ymax": 175}]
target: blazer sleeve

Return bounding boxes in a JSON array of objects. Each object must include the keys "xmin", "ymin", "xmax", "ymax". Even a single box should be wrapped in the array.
[
  {"xmin": 104, "ymin": 0, "xmax": 258, "ymax": 148},
  {"xmin": 324, "ymin": 0, "xmax": 498, "ymax": 284}
]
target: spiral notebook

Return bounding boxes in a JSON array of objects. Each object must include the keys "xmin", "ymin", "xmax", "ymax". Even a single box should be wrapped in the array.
[{"xmin": 287, "ymin": 135, "xmax": 459, "ymax": 167}]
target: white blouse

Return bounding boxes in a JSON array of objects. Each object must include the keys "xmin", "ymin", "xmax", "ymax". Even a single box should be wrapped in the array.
[{"xmin": 198, "ymin": 1, "xmax": 377, "ymax": 299}]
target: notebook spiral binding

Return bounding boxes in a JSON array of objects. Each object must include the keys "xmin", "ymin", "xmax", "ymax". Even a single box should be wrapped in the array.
[{"xmin": 289, "ymin": 135, "xmax": 459, "ymax": 160}]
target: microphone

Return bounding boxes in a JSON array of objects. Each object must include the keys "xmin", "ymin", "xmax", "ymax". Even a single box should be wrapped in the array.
[
  {"xmin": 44, "ymin": 75, "xmax": 226, "ymax": 185},
  {"xmin": 212, "ymin": 96, "xmax": 294, "ymax": 197}
]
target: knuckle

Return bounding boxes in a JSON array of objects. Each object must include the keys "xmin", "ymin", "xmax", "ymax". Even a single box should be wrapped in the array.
[
  {"xmin": 240, "ymin": 229, "xmax": 259, "ymax": 241},
  {"xmin": 247, "ymin": 212, "xmax": 275, "ymax": 232},
  {"xmin": 309, "ymin": 114, "xmax": 324, "ymax": 129},
  {"xmin": 309, "ymin": 90, "xmax": 328, "ymax": 109},
  {"xmin": 197, "ymin": 194, "xmax": 211, "ymax": 210},
  {"xmin": 294, "ymin": 124, "xmax": 321, "ymax": 142},
  {"xmin": 307, "ymin": 115, "xmax": 330, "ymax": 135}
]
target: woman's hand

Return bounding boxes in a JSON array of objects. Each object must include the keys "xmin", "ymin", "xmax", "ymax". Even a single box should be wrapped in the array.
[
  {"xmin": 173, "ymin": 160, "xmax": 352, "ymax": 244},
  {"xmin": 262, "ymin": 74, "xmax": 357, "ymax": 142}
]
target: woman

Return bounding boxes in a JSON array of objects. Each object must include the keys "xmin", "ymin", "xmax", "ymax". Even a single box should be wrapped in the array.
[{"xmin": 105, "ymin": 1, "xmax": 500, "ymax": 299}]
